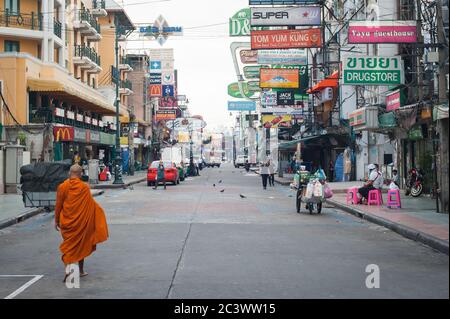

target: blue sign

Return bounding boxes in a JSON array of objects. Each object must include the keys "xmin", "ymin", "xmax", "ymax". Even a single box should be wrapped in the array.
[
  {"xmin": 162, "ymin": 85, "xmax": 174, "ymax": 97},
  {"xmin": 228, "ymin": 101, "xmax": 257, "ymax": 111},
  {"xmin": 150, "ymin": 61, "xmax": 161, "ymax": 72},
  {"xmin": 249, "ymin": 0, "xmax": 319, "ymax": 4},
  {"xmin": 149, "ymin": 73, "xmax": 161, "ymax": 84}
]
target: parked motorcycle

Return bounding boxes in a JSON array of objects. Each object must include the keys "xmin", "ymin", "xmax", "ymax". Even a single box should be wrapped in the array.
[{"xmin": 405, "ymin": 168, "xmax": 424, "ymax": 197}]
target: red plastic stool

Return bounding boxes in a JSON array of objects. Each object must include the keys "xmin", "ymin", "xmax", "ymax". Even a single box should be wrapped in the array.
[
  {"xmin": 368, "ymin": 189, "xmax": 383, "ymax": 206},
  {"xmin": 346, "ymin": 187, "xmax": 359, "ymax": 205},
  {"xmin": 387, "ymin": 189, "xmax": 402, "ymax": 208}
]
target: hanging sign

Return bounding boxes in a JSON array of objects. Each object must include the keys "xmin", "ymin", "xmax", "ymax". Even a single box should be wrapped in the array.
[{"xmin": 343, "ymin": 56, "xmax": 404, "ymax": 86}]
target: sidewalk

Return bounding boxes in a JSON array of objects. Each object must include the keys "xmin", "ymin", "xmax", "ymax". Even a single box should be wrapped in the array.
[
  {"xmin": 0, "ymin": 189, "xmax": 104, "ymax": 230},
  {"xmin": 270, "ymin": 174, "xmax": 448, "ymax": 254},
  {"xmin": 326, "ymin": 183, "xmax": 448, "ymax": 255},
  {"xmin": 90, "ymin": 171, "xmax": 147, "ymax": 189}
]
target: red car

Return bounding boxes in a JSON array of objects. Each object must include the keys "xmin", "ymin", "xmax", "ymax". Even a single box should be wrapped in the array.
[{"xmin": 147, "ymin": 161, "xmax": 180, "ymax": 186}]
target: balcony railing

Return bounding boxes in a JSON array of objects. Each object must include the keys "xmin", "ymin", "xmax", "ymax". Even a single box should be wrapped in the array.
[
  {"xmin": 93, "ymin": 0, "xmax": 106, "ymax": 9},
  {"xmin": 54, "ymin": 18, "xmax": 62, "ymax": 38},
  {"xmin": 74, "ymin": 45, "xmax": 101, "ymax": 66},
  {"xmin": 0, "ymin": 10, "xmax": 43, "ymax": 30},
  {"xmin": 78, "ymin": 9, "xmax": 100, "ymax": 34}
]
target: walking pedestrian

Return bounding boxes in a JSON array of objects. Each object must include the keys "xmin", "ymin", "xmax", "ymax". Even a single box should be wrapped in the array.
[
  {"xmin": 55, "ymin": 164, "xmax": 109, "ymax": 283},
  {"xmin": 154, "ymin": 160, "xmax": 166, "ymax": 190},
  {"xmin": 260, "ymin": 159, "xmax": 270, "ymax": 190},
  {"xmin": 268, "ymin": 159, "xmax": 275, "ymax": 187},
  {"xmin": 329, "ymin": 160, "xmax": 335, "ymax": 182}
]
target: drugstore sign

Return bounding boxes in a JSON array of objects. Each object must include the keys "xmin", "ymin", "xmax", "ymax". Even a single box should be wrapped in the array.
[{"xmin": 343, "ymin": 56, "xmax": 404, "ymax": 86}]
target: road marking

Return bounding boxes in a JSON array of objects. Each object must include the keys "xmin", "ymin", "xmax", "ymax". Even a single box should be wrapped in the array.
[{"xmin": 0, "ymin": 275, "xmax": 44, "ymax": 299}]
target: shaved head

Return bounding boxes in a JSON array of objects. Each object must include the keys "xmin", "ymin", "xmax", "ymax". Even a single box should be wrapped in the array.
[{"xmin": 69, "ymin": 164, "xmax": 83, "ymax": 178}]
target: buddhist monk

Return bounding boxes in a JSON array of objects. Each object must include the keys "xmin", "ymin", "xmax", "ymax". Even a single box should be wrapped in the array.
[{"xmin": 55, "ymin": 164, "xmax": 109, "ymax": 282}]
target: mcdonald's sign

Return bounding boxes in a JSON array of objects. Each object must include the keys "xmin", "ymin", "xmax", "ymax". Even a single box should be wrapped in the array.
[
  {"xmin": 53, "ymin": 126, "xmax": 74, "ymax": 142},
  {"xmin": 149, "ymin": 84, "xmax": 162, "ymax": 97}
]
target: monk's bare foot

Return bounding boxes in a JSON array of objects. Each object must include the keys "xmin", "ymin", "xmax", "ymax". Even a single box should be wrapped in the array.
[{"xmin": 80, "ymin": 272, "xmax": 88, "ymax": 277}]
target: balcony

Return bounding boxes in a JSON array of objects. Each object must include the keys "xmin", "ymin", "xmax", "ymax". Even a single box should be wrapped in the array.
[
  {"xmin": 119, "ymin": 79, "xmax": 133, "ymax": 95},
  {"xmin": 73, "ymin": 45, "xmax": 102, "ymax": 73},
  {"xmin": 118, "ymin": 56, "xmax": 133, "ymax": 72},
  {"xmin": 0, "ymin": 10, "xmax": 43, "ymax": 31},
  {"xmin": 53, "ymin": 18, "xmax": 62, "ymax": 38},
  {"xmin": 73, "ymin": 9, "xmax": 101, "ymax": 41},
  {"xmin": 92, "ymin": 0, "xmax": 107, "ymax": 17}
]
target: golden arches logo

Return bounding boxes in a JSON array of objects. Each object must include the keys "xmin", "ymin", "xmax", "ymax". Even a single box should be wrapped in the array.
[{"xmin": 54, "ymin": 127, "xmax": 72, "ymax": 142}]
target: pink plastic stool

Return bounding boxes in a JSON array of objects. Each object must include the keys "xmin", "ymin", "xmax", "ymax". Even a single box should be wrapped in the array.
[
  {"xmin": 346, "ymin": 187, "xmax": 359, "ymax": 205},
  {"xmin": 368, "ymin": 189, "xmax": 383, "ymax": 206},
  {"xmin": 387, "ymin": 189, "xmax": 402, "ymax": 208}
]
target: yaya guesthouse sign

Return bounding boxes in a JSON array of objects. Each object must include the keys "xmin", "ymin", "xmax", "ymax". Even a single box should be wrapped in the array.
[
  {"xmin": 343, "ymin": 56, "xmax": 404, "ymax": 86},
  {"xmin": 348, "ymin": 21, "xmax": 417, "ymax": 43}
]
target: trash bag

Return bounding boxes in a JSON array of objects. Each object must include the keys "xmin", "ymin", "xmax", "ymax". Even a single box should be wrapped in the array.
[
  {"xmin": 389, "ymin": 181, "xmax": 399, "ymax": 190},
  {"xmin": 305, "ymin": 182, "xmax": 314, "ymax": 199},
  {"xmin": 323, "ymin": 183, "xmax": 333, "ymax": 199},
  {"xmin": 313, "ymin": 181, "xmax": 324, "ymax": 198}
]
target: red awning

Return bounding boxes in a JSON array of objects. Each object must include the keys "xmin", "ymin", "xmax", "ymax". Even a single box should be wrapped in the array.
[{"xmin": 307, "ymin": 71, "xmax": 339, "ymax": 94}]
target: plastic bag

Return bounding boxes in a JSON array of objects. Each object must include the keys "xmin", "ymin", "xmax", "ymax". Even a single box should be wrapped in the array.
[
  {"xmin": 313, "ymin": 181, "xmax": 323, "ymax": 198},
  {"xmin": 323, "ymin": 183, "xmax": 333, "ymax": 199},
  {"xmin": 389, "ymin": 181, "xmax": 399, "ymax": 190},
  {"xmin": 305, "ymin": 182, "xmax": 314, "ymax": 199},
  {"xmin": 315, "ymin": 169, "xmax": 327, "ymax": 180}
]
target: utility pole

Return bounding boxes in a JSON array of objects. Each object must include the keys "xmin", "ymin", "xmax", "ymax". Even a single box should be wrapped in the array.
[
  {"xmin": 436, "ymin": 0, "xmax": 449, "ymax": 212},
  {"xmin": 113, "ymin": 14, "xmax": 124, "ymax": 185}
]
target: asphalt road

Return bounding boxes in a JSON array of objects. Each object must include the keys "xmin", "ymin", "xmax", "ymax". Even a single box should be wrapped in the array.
[{"xmin": 0, "ymin": 163, "xmax": 448, "ymax": 298}]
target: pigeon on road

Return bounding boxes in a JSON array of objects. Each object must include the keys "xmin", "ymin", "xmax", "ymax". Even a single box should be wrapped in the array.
[
  {"xmin": 239, "ymin": 194, "xmax": 246, "ymax": 198},
  {"xmin": 213, "ymin": 184, "xmax": 216, "ymax": 187},
  {"xmin": 220, "ymin": 189, "xmax": 225, "ymax": 193},
  {"xmin": 218, "ymin": 180, "xmax": 222, "ymax": 184}
]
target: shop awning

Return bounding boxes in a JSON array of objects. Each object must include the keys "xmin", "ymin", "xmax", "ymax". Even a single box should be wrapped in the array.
[
  {"xmin": 307, "ymin": 71, "xmax": 339, "ymax": 94},
  {"xmin": 27, "ymin": 79, "xmax": 117, "ymax": 116}
]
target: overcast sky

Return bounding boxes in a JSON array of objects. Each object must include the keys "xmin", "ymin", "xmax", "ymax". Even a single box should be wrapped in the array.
[{"xmin": 123, "ymin": 0, "xmax": 249, "ymax": 132}]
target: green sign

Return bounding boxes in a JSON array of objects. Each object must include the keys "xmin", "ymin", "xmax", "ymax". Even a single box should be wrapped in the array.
[
  {"xmin": 247, "ymin": 81, "xmax": 261, "ymax": 92},
  {"xmin": 378, "ymin": 112, "xmax": 397, "ymax": 128},
  {"xmin": 272, "ymin": 65, "xmax": 309, "ymax": 96},
  {"xmin": 100, "ymin": 132, "xmax": 115, "ymax": 145},
  {"xmin": 343, "ymin": 56, "xmax": 404, "ymax": 86},
  {"xmin": 408, "ymin": 126, "xmax": 423, "ymax": 140},
  {"xmin": 229, "ymin": 8, "xmax": 250, "ymax": 37},
  {"xmin": 244, "ymin": 65, "xmax": 268, "ymax": 79},
  {"xmin": 227, "ymin": 82, "xmax": 253, "ymax": 98}
]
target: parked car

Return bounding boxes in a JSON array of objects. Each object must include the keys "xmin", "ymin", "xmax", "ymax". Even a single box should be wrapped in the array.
[
  {"xmin": 234, "ymin": 155, "xmax": 248, "ymax": 168},
  {"xmin": 147, "ymin": 161, "xmax": 180, "ymax": 186}
]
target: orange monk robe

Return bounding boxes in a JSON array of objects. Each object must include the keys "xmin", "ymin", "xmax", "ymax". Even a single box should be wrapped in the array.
[{"xmin": 55, "ymin": 178, "xmax": 109, "ymax": 264}]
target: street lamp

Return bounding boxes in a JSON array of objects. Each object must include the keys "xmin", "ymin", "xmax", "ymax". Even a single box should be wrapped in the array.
[{"xmin": 113, "ymin": 18, "xmax": 123, "ymax": 184}]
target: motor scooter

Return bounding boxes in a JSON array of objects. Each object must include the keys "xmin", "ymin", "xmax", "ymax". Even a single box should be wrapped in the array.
[{"xmin": 405, "ymin": 168, "xmax": 424, "ymax": 197}]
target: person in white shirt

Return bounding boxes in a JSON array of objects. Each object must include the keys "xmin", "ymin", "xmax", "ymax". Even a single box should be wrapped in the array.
[
  {"xmin": 358, "ymin": 163, "xmax": 383, "ymax": 203},
  {"xmin": 259, "ymin": 160, "xmax": 270, "ymax": 190}
]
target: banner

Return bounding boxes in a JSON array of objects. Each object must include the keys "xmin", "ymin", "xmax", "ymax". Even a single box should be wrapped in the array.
[
  {"xmin": 251, "ymin": 6, "xmax": 321, "ymax": 26},
  {"xmin": 160, "ymin": 97, "xmax": 178, "ymax": 109},
  {"xmin": 343, "ymin": 56, "xmax": 404, "ymax": 86},
  {"xmin": 386, "ymin": 90, "xmax": 401, "ymax": 111},
  {"xmin": 251, "ymin": 28, "xmax": 321, "ymax": 50},
  {"xmin": 348, "ymin": 21, "xmax": 417, "ymax": 43},
  {"xmin": 261, "ymin": 91, "xmax": 278, "ymax": 107},
  {"xmin": 228, "ymin": 101, "xmax": 257, "ymax": 111},
  {"xmin": 249, "ymin": 0, "xmax": 320, "ymax": 4},
  {"xmin": 260, "ymin": 68, "xmax": 299, "ymax": 89},
  {"xmin": 261, "ymin": 115, "xmax": 292, "ymax": 128}
]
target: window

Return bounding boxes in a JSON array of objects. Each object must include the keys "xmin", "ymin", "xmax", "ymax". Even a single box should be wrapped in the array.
[
  {"xmin": 4, "ymin": 0, "xmax": 20, "ymax": 15},
  {"xmin": 4, "ymin": 40, "xmax": 20, "ymax": 52}
]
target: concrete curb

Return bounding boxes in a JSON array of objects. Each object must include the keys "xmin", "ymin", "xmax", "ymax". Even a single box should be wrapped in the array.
[
  {"xmin": 91, "ymin": 177, "xmax": 146, "ymax": 189},
  {"xmin": 326, "ymin": 198, "xmax": 449, "ymax": 255},
  {"xmin": 0, "ymin": 207, "xmax": 44, "ymax": 231},
  {"xmin": 0, "ymin": 190, "xmax": 105, "ymax": 231}
]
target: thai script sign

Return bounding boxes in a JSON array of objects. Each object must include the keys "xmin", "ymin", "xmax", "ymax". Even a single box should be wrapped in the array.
[
  {"xmin": 348, "ymin": 21, "xmax": 417, "ymax": 43},
  {"xmin": 251, "ymin": 28, "xmax": 321, "ymax": 50},
  {"xmin": 260, "ymin": 68, "xmax": 299, "ymax": 89},
  {"xmin": 251, "ymin": 6, "xmax": 321, "ymax": 26},
  {"xmin": 342, "ymin": 56, "xmax": 404, "ymax": 86}
]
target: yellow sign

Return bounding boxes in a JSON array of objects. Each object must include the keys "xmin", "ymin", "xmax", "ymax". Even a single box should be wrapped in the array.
[
  {"xmin": 261, "ymin": 115, "xmax": 292, "ymax": 128},
  {"xmin": 120, "ymin": 137, "xmax": 128, "ymax": 145}
]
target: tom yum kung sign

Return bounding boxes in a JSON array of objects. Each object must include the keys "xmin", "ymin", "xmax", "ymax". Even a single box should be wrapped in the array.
[
  {"xmin": 342, "ymin": 56, "xmax": 404, "ymax": 86},
  {"xmin": 251, "ymin": 29, "xmax": 321, "ymax": 50}
]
